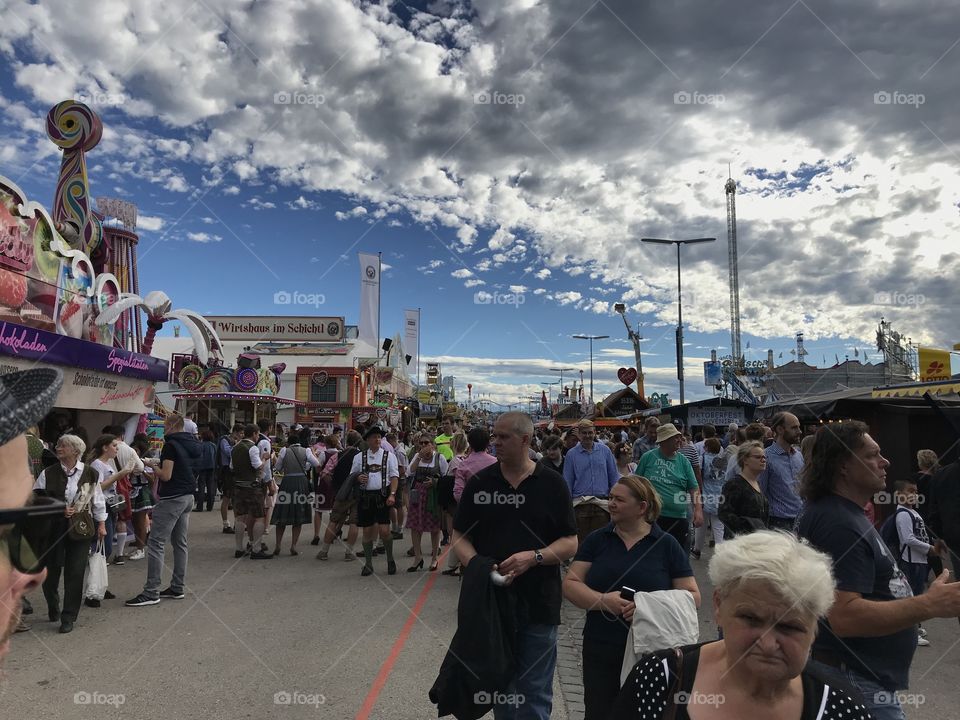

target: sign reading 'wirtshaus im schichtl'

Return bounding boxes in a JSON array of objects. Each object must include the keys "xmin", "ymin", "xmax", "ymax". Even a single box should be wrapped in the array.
[{"xmin": 0, "ymin": 320, "xmax": 167, "ymax": 381}]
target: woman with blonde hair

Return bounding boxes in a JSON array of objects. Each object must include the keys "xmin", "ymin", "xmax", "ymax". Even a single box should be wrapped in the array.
[
  {"xmin": 914, "ymin": 448, "xmax": 942, "ymax": 576},
  {"xmin": 718, "ymin": 440, "xmax": 769, "ymax": 538},
  {"xmin": 438, "ymin": 430, "xmax": 467, "ymax": 549},
  {"xmin": 613, "ymin": 531, "xmax": 871, "ymax": 720},
  {"xmin": 563, "ymin": 475, "xmax": 700, "ymax": 720}
]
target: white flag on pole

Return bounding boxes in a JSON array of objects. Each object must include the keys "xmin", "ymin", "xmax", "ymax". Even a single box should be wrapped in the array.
[
  {"xmin": 404, "ymin": 309, "xmax": 419, "ymax": 379},
  {"xmin": 358, "ymin": 252, "xmax": 380, "ymax": 346}
]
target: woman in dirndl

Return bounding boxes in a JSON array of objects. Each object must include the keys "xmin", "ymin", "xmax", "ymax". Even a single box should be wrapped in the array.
[
  {"xmin": 405, "ymin": 437, "xmax": 448, "ymax": 571},
  {"xmin": 271, "ymin": 429, "xmax": 321, "ymax": 555}
]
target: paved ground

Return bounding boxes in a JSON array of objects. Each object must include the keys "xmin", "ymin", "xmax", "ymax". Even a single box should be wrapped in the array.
[
  {"xmin": 3, "ymin": 510, "xmax": 957, "ymax": 719},
  {"xmin": 1, "ymin": 509, "xmax": 566, "ymax": 720}
]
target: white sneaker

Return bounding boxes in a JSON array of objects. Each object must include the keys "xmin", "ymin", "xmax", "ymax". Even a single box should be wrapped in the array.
[
  {"xmin": 917, "ymin": 636, "xmax": 930, "ymax": 647},
  {"xmin": 128, "ymin": 549, "xmax": 145, "ymax": 560},
  {"xmin": 344, "ymin": 550, "xmax": 357, "ymax": 562},
  {"xmin": 918, "ymin": 627, "xmax": 928, "ymax": 639}
]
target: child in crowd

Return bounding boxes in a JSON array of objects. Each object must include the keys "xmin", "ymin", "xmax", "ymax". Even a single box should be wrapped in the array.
[{"xmin": 893, "ymin": 479, "xmax": 944, "ymax": 646}]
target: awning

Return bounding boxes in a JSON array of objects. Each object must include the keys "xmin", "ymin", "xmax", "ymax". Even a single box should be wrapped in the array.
[
  {"xmin": 173, "ymin": 391, "xmax": 301, "ymax": 406},
  {"xmin": 872, "ymin": 381, "xmax": 960, "ymax": 399}
]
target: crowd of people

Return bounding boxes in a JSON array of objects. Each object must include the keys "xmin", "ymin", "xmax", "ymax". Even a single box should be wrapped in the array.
[{"xmin": 3, "ymin": 369, "xmax": 960, "ymax": 720}]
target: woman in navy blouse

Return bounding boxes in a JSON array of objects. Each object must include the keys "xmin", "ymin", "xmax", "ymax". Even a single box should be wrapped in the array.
[{"xmin": 563, "ymin": 475, "xmax": 701, "ymax": 720}]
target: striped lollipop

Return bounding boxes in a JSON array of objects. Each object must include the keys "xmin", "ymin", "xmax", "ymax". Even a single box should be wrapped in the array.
[
  {"xmin": 46, "ymin": 100, "xmax": 103, "ymax": 255},
  {"xmin": 178, "ymin": 364, "xmax": 204, "ymax": 391},
  {"xmin": 234, "ymin": 367, "xmax": 259, "ymax": 392}
]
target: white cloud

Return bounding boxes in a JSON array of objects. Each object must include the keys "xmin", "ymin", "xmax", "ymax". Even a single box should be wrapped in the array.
[
  {"xmin": 186, "ymin": 232, "xmax": 222, "ymax": 243},
  {"xmin": 287, "ymin": 195, "xmax": 321, "ymax": 210},
  {"xmin": 163, "ymin": 175, "xmax": 189, "ymax": 193},
  {"xmin": 334, "ymin": 206, "xmax": 368, "ymax": 221},
  {"xmin": 222, "ymin": 186, "xmax": 240, "ymax": 196},
  {"xmin": 246, "ymin": 197, "xmax": 276, "ymax": 210},
  {"xmin": 535, "ymin": 268, "xmax": 552, "ymax": 280},
  {"xmin": 554, "ymin": 291, "xmax": 582, "ymax": 305},
  {"xmin": 138, "ymin": 215, "xmax": 164, "ymax": 231},
  {"xmin": 451, "ymin": 268, "xmax": 474, "ymax": 279},
  {"xmin": 464, "ymin": 278, "xmax": 485, "ymax": 287},
  {"xmin": 509, "ymin": 285, "xmax": 528, "ymax": 293},
  {"xmin": 201, "ymin": 216, "xmax": 216, "ymax": 224}
]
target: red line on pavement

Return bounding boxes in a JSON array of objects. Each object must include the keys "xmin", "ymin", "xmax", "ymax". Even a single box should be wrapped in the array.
[{"xmin": 354, "ymin": 552, "xmax": 448, "ymax": 720}]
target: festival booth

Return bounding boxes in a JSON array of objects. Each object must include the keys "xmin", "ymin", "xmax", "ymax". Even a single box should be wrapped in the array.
[
  {"xmin": 643, "ymin": 397, "xmax": 758, "ymax": 433},
  {"xmin": 171, "ymin": 352, "xmax": 297, "ymax": 430},
  {"xmin": 0, "ymin": 99, "xmax": 226, "ymax": 444},
  {"xmin": 591, "ymin": 387, "xmax": 650, "ymax": 428},
  {"xmin": 760, "ymin": 383, "xmax": 960, "ymax": 519},
  {"xmin": 0, "ymin": 182, "xmax": 166, "ymax": 436}
]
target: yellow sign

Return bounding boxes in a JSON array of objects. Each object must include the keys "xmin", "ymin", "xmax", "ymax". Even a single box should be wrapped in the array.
[{"xmin": 918, "ymin": 346, "xmax": 951, "ymax": 381}]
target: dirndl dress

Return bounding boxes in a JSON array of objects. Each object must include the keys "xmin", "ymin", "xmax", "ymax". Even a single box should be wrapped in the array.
[
  {"xmin": 270, "ymin": 446, "xmax": 313, "ymax": 526},
  {"xmin": 405, "ymin": 457, "xmax": 442, "ymax": 533}
]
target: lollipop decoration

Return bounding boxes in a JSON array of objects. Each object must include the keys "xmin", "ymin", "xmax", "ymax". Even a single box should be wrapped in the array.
[
  {"xmin": 178, "ymin": 364, "xmax": 204, "ymax": 391},
  {"xmin": 198, "ymin": 367, "xmax": 232, "ymax": 392},
  {"xmin": 46, "ymin": 100, "xmax": 103, "ymax": 255},
  {"xmin": 234, "ymin": 367, "xmax": 259, "ymax": 392}
]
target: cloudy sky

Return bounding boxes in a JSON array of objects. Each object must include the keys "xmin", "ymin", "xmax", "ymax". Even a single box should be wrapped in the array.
[{"xmin": 1, "ymin": 0, "xmax": 958, "ymax": 406}]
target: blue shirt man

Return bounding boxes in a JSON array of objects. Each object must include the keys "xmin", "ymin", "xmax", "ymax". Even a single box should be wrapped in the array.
[
  {"xmin": 563, "ymin": 422, "xmax": 620, "ymax": 498},
  {"xmin": 758, "ymin": 412, "xmax": 804, "ymax": 529}
]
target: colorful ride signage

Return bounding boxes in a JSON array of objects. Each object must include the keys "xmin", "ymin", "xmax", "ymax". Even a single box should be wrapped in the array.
[{"xmin": 204, "ymin": 316, "xmax": 345, "ymax": 342}]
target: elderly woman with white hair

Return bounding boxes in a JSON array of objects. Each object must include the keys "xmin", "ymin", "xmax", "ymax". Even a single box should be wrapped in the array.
[
  {"xmin": 33, "ymin": 434, "xmax": 108, "ymax": 634},
  {"xmin": 612, "ymin": 531, "xmax": 871, "ymax": 720}
]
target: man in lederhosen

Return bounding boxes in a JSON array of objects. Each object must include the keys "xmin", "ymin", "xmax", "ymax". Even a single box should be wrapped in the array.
[
  {"xmin": 229, "ymin": 424, "xmax": 273, "ymax": 560},
  {"xmin": 349, "ymin": 426, "xmax": 399, "ymax": 576}
]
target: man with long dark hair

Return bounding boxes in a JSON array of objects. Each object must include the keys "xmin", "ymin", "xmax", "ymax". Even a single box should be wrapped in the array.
[{"xmin": 798, "ymin": 421, "xmax": 960, "ymax": 720}]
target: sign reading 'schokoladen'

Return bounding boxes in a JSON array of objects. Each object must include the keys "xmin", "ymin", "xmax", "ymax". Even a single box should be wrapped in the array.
[{"xmin": 204, "ymin": 316, "xmax": 345, "ymax": 342}]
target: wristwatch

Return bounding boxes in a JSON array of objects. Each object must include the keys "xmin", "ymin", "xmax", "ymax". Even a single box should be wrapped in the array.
[{"xmin": 534, "ymin": 549, "xmax": 544, "ymax": 565}]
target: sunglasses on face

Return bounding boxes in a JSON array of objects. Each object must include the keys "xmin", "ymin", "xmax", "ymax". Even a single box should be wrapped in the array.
[{"xmin": 0, "ymin": 495, "xmax": 67, "ymax": 574}]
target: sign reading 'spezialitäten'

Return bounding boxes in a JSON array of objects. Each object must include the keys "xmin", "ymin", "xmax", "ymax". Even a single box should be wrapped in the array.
[{"xmin": 204, "ymin": 316, "xmax": 345, "ymax": 342}]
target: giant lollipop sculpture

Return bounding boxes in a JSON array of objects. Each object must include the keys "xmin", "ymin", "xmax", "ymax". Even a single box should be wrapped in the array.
[{"xmin": 46, "ymin": 100, "xmax": 104, "ymax": 255}]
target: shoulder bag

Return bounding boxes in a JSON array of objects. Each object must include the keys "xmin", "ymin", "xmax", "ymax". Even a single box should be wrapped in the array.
[{"xmin": 68, "ymin": 471, "xmax": 97, "ymax": 541}]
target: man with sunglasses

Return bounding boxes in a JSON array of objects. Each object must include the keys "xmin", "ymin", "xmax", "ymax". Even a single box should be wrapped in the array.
[{"xmin": 0, "ymin": 367, "xmax": 64, "ymax": 656}]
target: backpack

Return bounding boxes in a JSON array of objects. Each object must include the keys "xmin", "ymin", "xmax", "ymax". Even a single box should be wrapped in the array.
[{"xmin": 878, "ymin": 507, "xmax": 918, "ymax": 565}]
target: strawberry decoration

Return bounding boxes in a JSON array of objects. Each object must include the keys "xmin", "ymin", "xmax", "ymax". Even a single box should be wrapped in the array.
[{"xmin": 0, "ymin": 268, "xmax": 27, "ymax": 308}]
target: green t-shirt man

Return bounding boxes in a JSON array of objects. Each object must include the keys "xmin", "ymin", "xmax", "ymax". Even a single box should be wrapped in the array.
[
  {"xmin": 434, "ymin": 434, "xmax": 454, "ymax": 461},
  {"xmin": 635, "ymin": 447, "xmax": 698, "ymax": 520}
]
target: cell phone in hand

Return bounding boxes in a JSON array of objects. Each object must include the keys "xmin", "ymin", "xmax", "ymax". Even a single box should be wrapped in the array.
[{"xmin": 620, "ymin": 586, "xmax": 636, "ymax": 601}]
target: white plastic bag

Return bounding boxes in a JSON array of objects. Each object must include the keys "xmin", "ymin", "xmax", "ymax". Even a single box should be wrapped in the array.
[{"xmin": 84, "ymin": 540, "xmax": 109, "ymax": 601}]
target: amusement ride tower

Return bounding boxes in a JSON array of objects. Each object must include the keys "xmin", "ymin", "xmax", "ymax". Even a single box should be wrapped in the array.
[{"xmin": 725, "ymin": 170, "xmax": 743, "ymax": 367}]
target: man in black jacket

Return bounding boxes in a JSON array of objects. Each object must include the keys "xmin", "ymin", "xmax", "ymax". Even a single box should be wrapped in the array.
[
  {"xmin": 453, "ymin": 411, "xmax": 577, "ymax": 720},
  {"xmin": 126, "ymin": 413, "xmax": 202, "ymax": 606},
  {"xmin": 430, "ymin": 555, "xmax": 518, "ymax": 720}
]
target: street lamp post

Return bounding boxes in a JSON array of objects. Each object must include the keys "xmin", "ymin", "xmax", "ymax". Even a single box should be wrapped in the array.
[
  {"xmin": 549, "ymin": 367, "xmax": 575, "ymax": 402},
  {"xmin": 572, "ymin": 334, "xmax": 609, "ymax": 403},
  {"xmin": 641, "ymin": 237, "xmax": 716, "ymax": 405},
  {"xmin": 541, "ymin": 380, "xmax": 560, "ymax": 406}
]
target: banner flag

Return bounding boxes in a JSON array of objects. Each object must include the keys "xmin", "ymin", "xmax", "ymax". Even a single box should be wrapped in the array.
[
  {"xmin": 404, "ymin": 309, "xmax": 419, "ymax": 382},
  {"xmin": 358, "ymin": 253, "xmax": 380, "ymax": 346}
]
